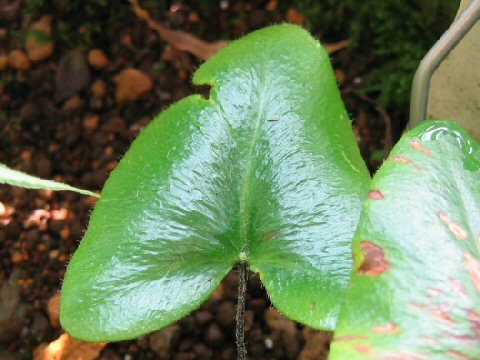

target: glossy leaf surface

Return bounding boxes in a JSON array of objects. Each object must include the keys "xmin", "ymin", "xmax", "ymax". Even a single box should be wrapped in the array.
[
  {"xmin": 60, "ymin": 24, "xmax": 369, "ymax": 341},
  {"xmin": 0, "ymin": 162, "xmax": 99, "ymax": 197},
  {"xmin": 330, "ymin": 121, "xmax": 480, "ymax": 359}
]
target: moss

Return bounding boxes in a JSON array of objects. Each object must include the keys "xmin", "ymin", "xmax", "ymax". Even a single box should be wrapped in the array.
[
  {"xmin": 295, "ymin": 0, "xmax": 458, "ymax": 115},
  {"xmin": 347, "ymin": 0, "xmax": 458, "ymax": 110}
]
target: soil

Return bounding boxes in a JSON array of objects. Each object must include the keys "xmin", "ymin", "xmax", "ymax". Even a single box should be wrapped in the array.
[{"xmin": 0, "ymin": 1, "xmax": 394, "ymax": 359}]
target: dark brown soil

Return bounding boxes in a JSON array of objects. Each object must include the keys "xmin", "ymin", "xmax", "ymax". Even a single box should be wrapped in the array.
[{"xmin": 0, "ymin": 1, "xmax": 392, "ymax": 359}]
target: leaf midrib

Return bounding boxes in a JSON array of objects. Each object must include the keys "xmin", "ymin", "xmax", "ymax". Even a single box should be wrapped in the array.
[{"xmin": 238, "ymin": 70, "xmax": 270, "ymax": 258}]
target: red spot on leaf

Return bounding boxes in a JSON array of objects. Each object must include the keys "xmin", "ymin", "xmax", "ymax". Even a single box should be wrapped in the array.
[
  {"xmin": 335, "ymin": 335, "xmax": 368, "ymax": 342},
  {"xmin": 410, "ymin": 302, "xmax": 429, "ymax": 311},
  {"xmin": 373, "ymin": 323, "xmax": 399, "ymax": 334},
  {"xmin": 390, "ymin": 156, "xmax": 422, "ymax": 170},
  {"xmin": 384, "ymin": 354, "xmax": 427, "ymax": 360},
  {"xmin": 358, "ymin": 241, "xmax": 390, "ymax": 276},
  {"xmin": 430, "ymin": 308, "xmax": 456, "ymax": 325},
  {"xmin": 409, "ymin": 140, "xmax": 431, "ymax": 156},
  {"xmin": 467, "ymin": 310, "xmax": 480, "ymax": 339},
  {"xmin": 421, "ymin": 337, "xmax": 438, "ymax": 345},
  {"xmin": 447, "ymin": 351, "xmax": 474, "ymax": 360},
  {"xmin": 467, "ymin": 309, "xmax": 480, "ymax": 322},
  {"xmin": 438, "ymin": 212, "xmax": 468, "ymax": 240},
  {"xmin": 355, "ymin": 345, "xmax": 372, "ymax": 354},
  {"xmin": 427, "ymin": 288, "xmax": 442, "ymax": 298},
  {"xmin": 464, "ymin": 252, "xmax": 480, "ymax": 292},
  {"xmin": 443, "ymin": 331, "xmax": 477, "ymax": 346},
  {"xmin": 368, "ymin": 189, "xmax": 384, "ymax": 200},
  {"xmin": 410, "ymin": 302, "xmax": 456, "ymax": 324},
  {"xmin": 450, "ymin": 278, "xmax": 469, "ymax": 298}
]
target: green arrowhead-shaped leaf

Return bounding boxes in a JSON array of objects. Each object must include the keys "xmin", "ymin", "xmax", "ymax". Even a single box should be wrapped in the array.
[
  {"xmin": 60, "ymin": 24, "xmax": 369, "ymax": 341},
  {"xmin": 330, "ymin": 121, "xmax": 480, "ymax": 359},
  {"xmin": 0, "ymin": 162, "xmax": 99, "ymax": 197}
]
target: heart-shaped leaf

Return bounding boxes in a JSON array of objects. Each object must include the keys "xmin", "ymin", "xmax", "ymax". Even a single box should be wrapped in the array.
[
  {"xmin": 330, "ymin": 121, "xmax": 480, "ymax": 358},
  {"xmin": 60, "ymin": 24, "xmax": 370, "ymax": 341},
  {"xmin": 0, "ymin": 162, "xmax": 98, "ymax": 197}
]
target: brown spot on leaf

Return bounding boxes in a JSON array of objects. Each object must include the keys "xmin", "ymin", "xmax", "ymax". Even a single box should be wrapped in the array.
[
  {"xmin": 468, "ymin": 311, "xmax": 480, "ymax": 340},
  {"xmin": 261, "ymin": 231, "xmax": 279, "ymax": 241},
  {"xmin": 390, "ymin": 156, "xmax": 422, "ymax": 170},
  {"xmin": 464, "ymin": 252, "xmax": 480, "ymax": 292},
  {"xmin": 373, "ymin": 323, "xmax": 399, "ymax": 334},
  {"xmin": 410, "ymin": 302, "xmax": 456, "ymax": 325},
  {"xmin": 355, "ymin": 345, "xmax": 372, "ymax": 354},
  {"xmin": 447, "ymin": 351, "xmax": 474, "ymax": 360},
  {"xmin": 443, "ymin": 332, "xmax": 477, "ymax": 346},
  {"xmin": 409, "ymin": 140, "xmax": 431, "ymax": 156},
  {"xmin": 427, "ymin": 288, "xmax": 442, "ymax": 298},
  {"xmin": 467, "ymin": 309, "xmax": 480, "ymax": 322},
  {"xmin": 410, "ymin": 302, "xmax": 429, "ymax": 311},
  {"xmin": 430, "ymin": 308, "xmax": 456, "ymax": 325},
  {"xmin": 421, "ymin": 337, "xmax": 438, "ymax": 345},
  {"xmin": 438, "ymin": 212, "xmax": 468, "ymax": 240},
  {"xmin": 368, "ymin": 190, "xmax": 384, "ymax": 200},
  {"xmin": 384, "ymin": 353, "xmax": 427, "ymax": 360},
  {"xmin": 358, "ymin": 241, "xmax": 390, "ymax": 276},
  {"xmin": 450, "ymin": 278, "xmax": 469, "ymax": 298},
  {"xmin": 335, "ymin": 335, "xmax": 368, "ymax": 342},
  {"xmin": 309, "ymin": 302, "xmax": 316, "ymax": 309}
]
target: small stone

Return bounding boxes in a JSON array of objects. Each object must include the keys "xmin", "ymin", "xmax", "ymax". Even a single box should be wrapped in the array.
[
  {"xmin": 149, "ymin": 324, "xmax": 181, "ymax": 358},
  {"xmin": 245, "ymin": 309, "xmax": 254, "ymax": 331},
  {"xmin": 0, "ymin": 317, "xmax": 22, "ymax": 343},
  {"xmin": 55, "ymin": 48, "xmax": 90, "ymax": 101},
  {"xmin": 90, "ymin": 169, "xmax": 107, "ymax": 187},
  {"xmin": 31, "ymin": 312, "xmax": 49, "ymax": 339},
  {"xmin": 216, "ymin": 301, "xmax": 235, "ymax": 329},
  {"xmin": 286, "ymin": 8, "xmax": 305, "ymax": 25},
  {"xmin": 136, "ymin": 336, "xmax": 149, "ymax": 350},
  {"xmin": 49, "ymin": 249, "xmax": 60, "ymax": 260},
  {"xmin": 121, "ymin": 34, "xmax": 132, "ymax": 47},
  {"xmin": 194, "ymin": 310, "xmax": 212, "ymax": 325},
  {"xmin": 88, "ymin": 49, "xmax": 109, "ymax": 69},
  {"xmin": 0, "ymin": 55, "xmax": 8, "ymax": 71},
  {"xmin": 35, "ymin": 157, "xmax": 52, "ymax": 178},
  {"xmin": 210, "ymin": 282, "xmax": 224, "ymax": 300},
  {"xmin": 114, "ymin": 68, "xmax": 153, "ymax": 103},
  {"xmin": 205, "ymin": 323, "xmax": 224, "ymax": 346},
  {"xmin": 49, "ymin": 219, "xmax": 64, "ymax": 235},
  {"xmin": 26, "ymin": 15, "xmax": 54, "ymax": 62},
  {"xmin": 99, "ymin": 349, "xmax": 121, "ymax": 360},
  {"xmin": 0, "ymin": 1, "xmax": 20, "ymax": 21},
  {"xmin": 0, "ymin": 201, "xmax": 7, "ymax": 217},
  {"xmin": 90, "ymin": 79, "xmax": 107, "ymax": 98},
  {"xmin": 19, "ymin": 102, "xmax": 41, "ymax": 121},
  {"xmin": 25, "ymin": 229, "xmax": 40, "ymax": 243},
  {"xmin": 9, "ymin": 50, "xmax": 30, "ymax": 71},
  {"xmin": 33, "ymin": 333, "xmax": 106, "ymax": 359},
  {"xmin": 192, "ymin": 343, "xmax": 212, "ymax": 359},
  {"xmin": 298, "ymin": 328, "xmax": 332, "ymax": 360},
  {"xmin": 83, "ymin": 114, "xmax": 100, "ymax": 131},
  {"xmin": 0, "ymin": 271, "xmax": 22, "ymax": 343},
  {"xmin": 47, "ymin": 292, "xmax": 60, "ymax": 328},
  {"xmin": 11, "ymin": 251, "xmax": 23, "ymax": 264},
  {"xmin": 335, "ymin": 69, "xmax": 347, "ymax": 85},
  {"xmin": 265, "ymin": 308, "xmax": 297, "ymax": 337},
  {"xmin": 62, "ymin": 95, "xmax": 83, "ymax": 110}
]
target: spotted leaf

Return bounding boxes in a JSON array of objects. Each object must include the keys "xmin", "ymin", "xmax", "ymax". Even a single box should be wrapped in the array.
[{"xmin": 330, "ymin": 121, "xmax": 480, "ymax": 359}]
